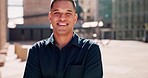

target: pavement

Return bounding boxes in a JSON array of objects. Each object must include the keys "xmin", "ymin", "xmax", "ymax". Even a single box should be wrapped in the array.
[
  {"xmin": 0, "ymin": 40, "xmax": 148, "ymax": 78},
  {"xmin": 98, "ymin": 40, "xmax": 148, "ymax": 78},
  {"xmin": 0, "ymin": 43, "xmax": 32, "ymax": 78}
]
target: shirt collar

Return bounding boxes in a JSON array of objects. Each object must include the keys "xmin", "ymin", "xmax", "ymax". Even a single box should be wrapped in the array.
[{"xmin": 45, "ymin": 33, "xmax": 81, "ymax": 47}]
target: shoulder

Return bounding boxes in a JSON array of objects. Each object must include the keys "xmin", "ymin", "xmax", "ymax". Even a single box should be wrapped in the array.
[
  {"xmin": 80, "ymin": 38, "xmax": 100, "ymax": 49},
  {"xmin": 30, "ymin": 38, "xmax": 48, "ymax": 50},
  {"xmin": 80, "ymin": 38, "xmax": 102, "ymax": 59},
  {"xmin": 79, "ymin": 38, "xmax": 101, "ymax": 55}
]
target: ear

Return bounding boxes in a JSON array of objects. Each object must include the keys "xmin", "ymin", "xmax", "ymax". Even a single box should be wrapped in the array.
[
  {"xmin": 48, "ymin": 12, "xmax": 52, "ymax": 23},
  {"xmin": 74, "ymin": 14, "xmax": 78, "ymax": 24}
]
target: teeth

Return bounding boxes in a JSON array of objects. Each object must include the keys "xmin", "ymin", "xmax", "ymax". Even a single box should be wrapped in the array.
[{"xmin": 58, "ymin": 23, "xmax": 67, "ymax": 26}]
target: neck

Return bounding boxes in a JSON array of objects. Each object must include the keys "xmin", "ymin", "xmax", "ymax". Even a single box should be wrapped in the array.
[{"xmin": 54, "ymin": 33, "xmax": 73, "ymax": 49}]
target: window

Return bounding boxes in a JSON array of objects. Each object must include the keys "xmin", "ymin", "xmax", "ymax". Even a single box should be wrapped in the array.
[
  {"xmin": 87, "ymin": 9, "xmax": 90, "ymax": 13},
  {"xmin": 136, "ymin": 1, "xmax": 140, "ymax": 13},
  {"xmin": 123, "ymin": 2, "xmax": 128, "ymax": 13},
  {"xmin": 81, "ymin": 1, "xmax": 83, "ymax": 4},
  {"xmin": 131, "ymin": 2, "xmax": 134, "ymax": 13},
  {"xmin": 131, "ymin": 15, "xmax": 134, "ymax": 28}
]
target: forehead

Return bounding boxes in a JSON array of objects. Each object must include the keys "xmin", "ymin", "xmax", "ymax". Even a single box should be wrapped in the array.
[{"xmin": 51, "ymin": 1, "xmax": 75, "ymax": 12}]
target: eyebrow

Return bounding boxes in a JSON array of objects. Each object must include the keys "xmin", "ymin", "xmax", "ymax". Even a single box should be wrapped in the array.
[
  {"xmin": 52, "ymin": 9, "xmax": 74, "ymax": 13},
  {"xmin": 67, "ymin": 10, "xmax": 73, "ymax": 13},
  {"xmin": 52, "ymin": 9, "xmax": 59, "ymax": 12}
]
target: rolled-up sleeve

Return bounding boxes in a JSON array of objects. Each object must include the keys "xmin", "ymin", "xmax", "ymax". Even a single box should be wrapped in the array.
[
  {"xmin": 84, "ymin": 44, "xmax": 103, "ymax": 78},
  {"xmin": 23, "ymin": 45, "xmax": 42, "ymax": 78}
]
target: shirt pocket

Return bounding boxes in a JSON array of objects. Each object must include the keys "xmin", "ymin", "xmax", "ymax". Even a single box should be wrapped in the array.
[{"xmin": 65, "ymin": 65, "xmax": 83, "ymax": 78}]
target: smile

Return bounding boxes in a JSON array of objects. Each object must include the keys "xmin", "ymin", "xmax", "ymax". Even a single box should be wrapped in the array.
[{"xmin": 57, "ymin": 23, "xmax": 68, "ymax": 26}]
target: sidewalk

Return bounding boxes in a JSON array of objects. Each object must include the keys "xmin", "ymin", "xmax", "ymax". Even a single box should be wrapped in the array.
[
  {"xmin": 0, "ymin": 44, "xmax": 31, "ymax": 78},
  {"xmin": 100, "ymin": 40, "xmax": 148, "ymax": 78}
]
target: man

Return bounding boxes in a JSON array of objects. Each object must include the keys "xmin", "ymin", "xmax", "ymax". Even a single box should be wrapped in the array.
[{"xmin": 23, "ymin": 0, "xmax": 103, "ymax": 78}]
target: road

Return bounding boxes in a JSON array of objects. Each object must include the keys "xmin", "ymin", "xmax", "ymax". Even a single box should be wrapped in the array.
[{"xmin": 0, "ymin": 40, "xmax": 148, "ymax": 78}]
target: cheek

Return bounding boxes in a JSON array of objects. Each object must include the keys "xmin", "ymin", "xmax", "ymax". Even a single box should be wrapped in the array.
[
  {"xmin": 50, "ymin": 17, "xmax": 57, "ymax": 23},
  {"xmin": 74, "ymin": 16, "xmax": 78, "ymax": 23}
]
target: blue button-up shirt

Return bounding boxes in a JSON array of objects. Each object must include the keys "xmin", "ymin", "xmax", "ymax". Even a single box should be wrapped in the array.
[{"xmin": 23, "ymin": 33, "xmax": 103, "ymax": 78}]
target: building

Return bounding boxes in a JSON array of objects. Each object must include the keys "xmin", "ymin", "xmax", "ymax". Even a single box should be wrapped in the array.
[
  {"xmin": 112, "ymin": 0, "xmax": 148, "ymax": 40},
  {"xmin": 23, "ymin": 0, "xmax": 51, "ymax": 25},
  {"xmin": 78, "ymin": 0, "xmax": 97, "ymax": 22},
  {"xmin": 0, "ymin": 0, "xmax": 7, "ymax": 50},
  {"xmin": 9, "ymin": 0, "xmax": 52, "ymax": 41},
  {"xmin": 76, "ymin": 0, "xmax": 112, "ymax": 39},
  {"xmin": 98, "ymin": 0, "xmax": 112, "ymax": 39},
  {"xmin": 98, "ymin": 0, "xmax": 112, "ymax": 28}
]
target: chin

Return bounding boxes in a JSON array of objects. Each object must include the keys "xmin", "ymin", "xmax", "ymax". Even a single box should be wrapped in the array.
[{"xmin": 57, "ymin": 31, "xmax": 67, "ymax": 35}]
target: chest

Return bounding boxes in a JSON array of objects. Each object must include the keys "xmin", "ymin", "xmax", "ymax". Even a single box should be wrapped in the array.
[{"xmin": 39, "ymin": 46, "xmax": 88, "ymax": 78}]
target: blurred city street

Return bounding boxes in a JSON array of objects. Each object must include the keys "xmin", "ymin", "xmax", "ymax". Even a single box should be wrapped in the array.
[{"xmin": 0, "ymin": 40, "xmax": 148, "ymax": 78}]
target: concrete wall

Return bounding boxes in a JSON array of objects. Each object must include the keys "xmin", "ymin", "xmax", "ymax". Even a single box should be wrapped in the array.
[{"xmin": 0, "ymin": 0, "xmax": 7, "ymax": 50}]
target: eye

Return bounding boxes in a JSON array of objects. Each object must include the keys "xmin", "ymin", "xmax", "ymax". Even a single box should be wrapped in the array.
[
  {"xmin": 53, "ymin": 12, "xmax": 60, "ymax": 16},
  {"xmin": 66, "ymin": 13, "xmax": 72, "ymax": 16}
]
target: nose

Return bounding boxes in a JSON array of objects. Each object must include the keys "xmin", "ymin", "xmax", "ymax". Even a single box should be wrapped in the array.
[{"xmin": 59, "ymin": 13, "xmax": 66, "ymax": 21}]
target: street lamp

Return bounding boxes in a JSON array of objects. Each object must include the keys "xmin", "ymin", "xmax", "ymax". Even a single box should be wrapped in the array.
[
  {"xmin": 82, "ymin": 21, "xmax": 99, "ymax": 39},
  {"xmin": 98, "ymin": 21, "xmax": 104, "ymax": 27},
  {"xmin": 98, "ymin": 21, "xmax": 104, "ymax": 40}
]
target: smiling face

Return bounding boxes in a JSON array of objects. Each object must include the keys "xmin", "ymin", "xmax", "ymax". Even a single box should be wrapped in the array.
[{"xmin": 49, "ymin": 1, "xmax": 78, "ymax": 36}]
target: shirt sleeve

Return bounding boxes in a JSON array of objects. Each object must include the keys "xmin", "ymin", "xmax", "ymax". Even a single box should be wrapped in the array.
[
  {"xmin": 23, "ymin": 45, "xmax": 42, "ymax": 78},
  {"xmin": 84, "ymin": 44, "xmax": 103, "ymax": 78}
]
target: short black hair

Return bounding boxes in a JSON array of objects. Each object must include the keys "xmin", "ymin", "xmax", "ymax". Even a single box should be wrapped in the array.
[{"xmin": 50, "ymin": 0, "xmax": 76, "ymax": 11}]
